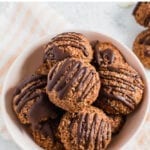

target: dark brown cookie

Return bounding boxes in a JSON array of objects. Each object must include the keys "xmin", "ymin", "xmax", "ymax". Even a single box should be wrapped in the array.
[
  {"xmin": 91, "ymin": 41, "xmax": 125, "ymax": 69},
  {"xmin": 12, "ymin": 74, "xmax": 59, "ymax": 126},
  {"xmin": 43, "ymin": 32, "xmax": 93, "ymax": 66},
  {"xmin": 133, "ymin": 2, "xmax": 150, "ymax": 27},
  {"xmin": 58, "ymin": 106, "xmax": 111, "ymax": 150},
  {"xmin": 32, "ymin": 118, "xmax": 64, "ymax": 150},
  {"xmin": 46, "ymin": 58, "xmax": 100, "ymax": 112},
  {"xmin": 94, "ymin": 63, "xmax": 144, "ymax": 115},
  {"xmin": 108, "ymin": 115, "xmax": 126, "ymax": 135},
  {"xmin": 133, "ymin": 29, "xmax": 150, "ymax": 68}
]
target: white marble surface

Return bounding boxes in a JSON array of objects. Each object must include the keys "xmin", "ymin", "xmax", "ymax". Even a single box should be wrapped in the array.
[{"xmin": 0, "ymin": 2, "xmax": 149, "ymax": 150}]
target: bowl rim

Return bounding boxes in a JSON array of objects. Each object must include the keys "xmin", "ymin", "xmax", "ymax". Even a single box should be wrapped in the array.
[{"xmin": 1, "ymin": 29, "xmax": 150, "ymax": 150}]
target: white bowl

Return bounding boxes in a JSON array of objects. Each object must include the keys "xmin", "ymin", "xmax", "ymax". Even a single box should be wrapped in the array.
[{"xmin": 1, "ymin": 30, "xmax": 149, "ymax": 150}]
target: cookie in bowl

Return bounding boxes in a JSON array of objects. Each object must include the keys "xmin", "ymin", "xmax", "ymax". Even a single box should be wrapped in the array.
[
  {"xmin": 94, "ymin": 63, "xmax": 144, "ymax": 115},
  {"xmin": 91, "ymin": 41, "xmax": 125, "ymax": 69},
  {"xmin": 12, "ymin": 74, "xmax": 60, "ymax": 126},
  {"xmin": 46, "ymin": 58, "xmax": 100, "ymax": 112},
  {"xmin": 108, "ymin": 115, "xmax": 126, "ymax": 135},
  {"xmin": 43, "ymin": 32, "xmax": 93, "ymax": 70},
  {"xmin": 32, "ymin": 118, "xmax": 64, "ymax": 150},
  {"xmin": 58, "ymin": 106, "xmax": 111, "ymax": 150}
]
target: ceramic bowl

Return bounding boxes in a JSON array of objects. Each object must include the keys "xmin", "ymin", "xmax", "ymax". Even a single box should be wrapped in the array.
[{"xmin": 1, "ymin": 30, "xmax": 149, "ymax": 150}]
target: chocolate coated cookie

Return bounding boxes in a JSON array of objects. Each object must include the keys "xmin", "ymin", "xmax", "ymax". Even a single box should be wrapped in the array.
[
  {"xmin": 46, "ymin": 58, "xmax": 100, "ymax": 112},
  {"xmin": 43, "ymin": 32, "xmax": 93, "ymax": 65},
  {"xmin": 12, "ymin": 74, "xmax": 58, "ymax": 126},
  {"xmin": 94, "ymin": 63, "xmax": 144, "ymax": 115},
  {"xmin": 133, "ymin": 29, "xmax": 150, "ymax": 68},
  {"xmin": 58, "ymin": 106, "xmax": 111, "ymax": 150},
  {"xmin": 32, "ymin": 119, "xmax": 64, "ymax": 150},
  {"xmin": 133, "ymin": 2, "xmax": 150, "ymax": 27},
  {"xmin": 91, "ymin": 41, "xmax": 125, "ymax": 69}
]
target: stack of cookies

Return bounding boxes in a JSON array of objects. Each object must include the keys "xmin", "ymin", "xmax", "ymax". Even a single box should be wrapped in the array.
[
  {"xmin": 12, "ymin": 32, "xmax": 144, "ymax": 150},
  {"xmin": 133, "ymin": 2, "xmax": 150, "ymax": 68}
]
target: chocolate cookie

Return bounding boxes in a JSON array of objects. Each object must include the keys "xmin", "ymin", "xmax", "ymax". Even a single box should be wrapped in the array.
[
  {"xmin": 58, "ymin": 106, "xmax": 111, "ymax": 150},
  {"xmin": 46, "ymin": 58, "xmax": 100, "ymax": 112},
  {"xmin": 32, "ymin": 119, "xmax": 64, "ymax": 150},
  {"xmin": 94, "ymin": 63, "xmax": 144, "ymax": 115},
  {"xmin": 133, "ymin": 29, "xmax": 150, "ymax": 68},
  {"xmin": 43, "ymin": 32, "xmax": 93, "ymax": 65},
  {"xmin": 12, "ymin": 74, "xmax": 58, "ymax": 125},
  {"xmin": 133, "ymin": 2, "xmax": 150, "ymax": 27},
  {"xmin": 91, "ymin": 41, "xmax": 125, "ymax": 69},
  {"xmin": 108, "ymin": 115, "xmax": 126, "ymax": 135}
]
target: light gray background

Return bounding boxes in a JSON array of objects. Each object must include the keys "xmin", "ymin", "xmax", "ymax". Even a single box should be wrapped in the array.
[{"xmin": 0, "ymin": 2, "xmax": 149, "ymax": 150}]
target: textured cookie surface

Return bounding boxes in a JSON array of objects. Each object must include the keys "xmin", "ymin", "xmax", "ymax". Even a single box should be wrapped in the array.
[
  {"xmin": 133, "ymin": 2, "xmax": 150, "ymax": 27},
  {"xmin": 94, "ymin": 63, "xmax": 144, "ymax": 115},
  {"xmin": 12, "ymin": 74, "xmax": 58, "ymax": 125},
  {"xmin": 133, "ymin": 29, "xmax": 150, "ymax": 68},
  {"xmin": 91, "ymin": 41, "xmax": 125, "ymax": 69},
  {"xmin": 46, "ymin": 58, "xmax": 100, "ymax": 112},
  {"xmin": 32, "ymin": 118, "xmax": 64, "ymax": 150},
  {"xmin": 108, "ymin": 115, "xmax": 126, "ymax": 135},
  {"xmin": 58, "ymin": 106, "xmax": 111, "ymax": 150},
  {"xmin": 36, "ymin": 62, "xmax": 55, "ymax": 75},
  {"xmin": 43, "ymin": 32, "xmax": 93, "ymax": 64}
]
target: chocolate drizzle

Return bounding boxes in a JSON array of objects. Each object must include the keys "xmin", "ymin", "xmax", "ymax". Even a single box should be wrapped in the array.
[
  {"xmin": 52, "ymin": 35, "xmax": 82, "ymax": 42},
  {"xmin": 15, "ymin": 81, "xmax": 47, "ymax": 112},
  {"xmin": 69, "ymin": 112, "xmax": 111, "ymax": 149},
  {"xmin": 43, "ymin": 32, "xmax": 89, "ymax": 62},
  {"xmin": 55, "ymin": 32, "xmax": 84, "ymax": 41},
  {"xmin": 48, "ymin": 59, "xmax": 97, "ymax": 100},
  {"xmin": 95, "ymin": 47, "xmax": 114, "ymax": 66},
  {"xmin": 100, "ymin": 72, "xmax": 142, "ymax": 90},
  {"xmin": 102, "ymin": 91, "xmax": 136, "ymax": 110},
  {"xmin": 139, "ymin": 34, "xmax": 150, "ymax": 45},
  {"xmin": 85, "ymin": 113, "xmax": 98, "ymax": 149},
  {"xmin": 13, "ymin": 74, "xmax": 62, "ymax": 134},
  {"xmin": 29, "ymin": 93, "xmax": 58, "ymax": 129},
  {"xmin": 13, "ymin": 74, "xmax": 46, "ymax": 96},
  {"xmin": 43, "ymin": 45, "xmax": 70, "ymax": 62},
  {"xmin": 99, "ymin": 65, "xmax": 144, "ymax": 111},
  {"xmin": 100, "ymin": 66, "xmax": 144, "ymax": 89},
  {"xmin": 13, "ymin": 74, "xmax": 47, "ymax": 112}
]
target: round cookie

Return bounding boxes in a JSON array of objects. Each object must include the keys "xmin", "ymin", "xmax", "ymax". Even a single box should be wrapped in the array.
[
  {"xmin": 58, "ymin": 106, "xmax": 111, "ymax": 150},
  {"xmin": 94, "ymin": 63, "xmax": 144, "ymax": 115},
  {"xmin": 43, "ymin": 32, "xmax": 93, "ymax": 64},
  {"xmin": 32, "ymin": 118, "xmax": 64, "ymax": 150},
  {"xmin": 133, "ymin": 2, "xmax": 150, "ymax": 27},
  {"xmin": 46, "ymin": 58, "xmax": 100, "ymax": 112},
  {"xmin": 133, "ymin": 29, "xmax": 150, "ymax": 68},
  {"xmin": 91, "ymin": 41, "xmax": 125, "ymax": 69},
  {"xmin": 108, "ymin": 115, "xmax": 126, "ymax": 135},
  {"xmin": 13, "ymin": 74, "xmax": 58, "ymax": 125}
]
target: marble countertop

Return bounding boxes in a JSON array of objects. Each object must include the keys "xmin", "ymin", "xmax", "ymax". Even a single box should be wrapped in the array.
[{"xmin": 0, "ymin": 2, "xmax": 149, "ymax": 150}]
